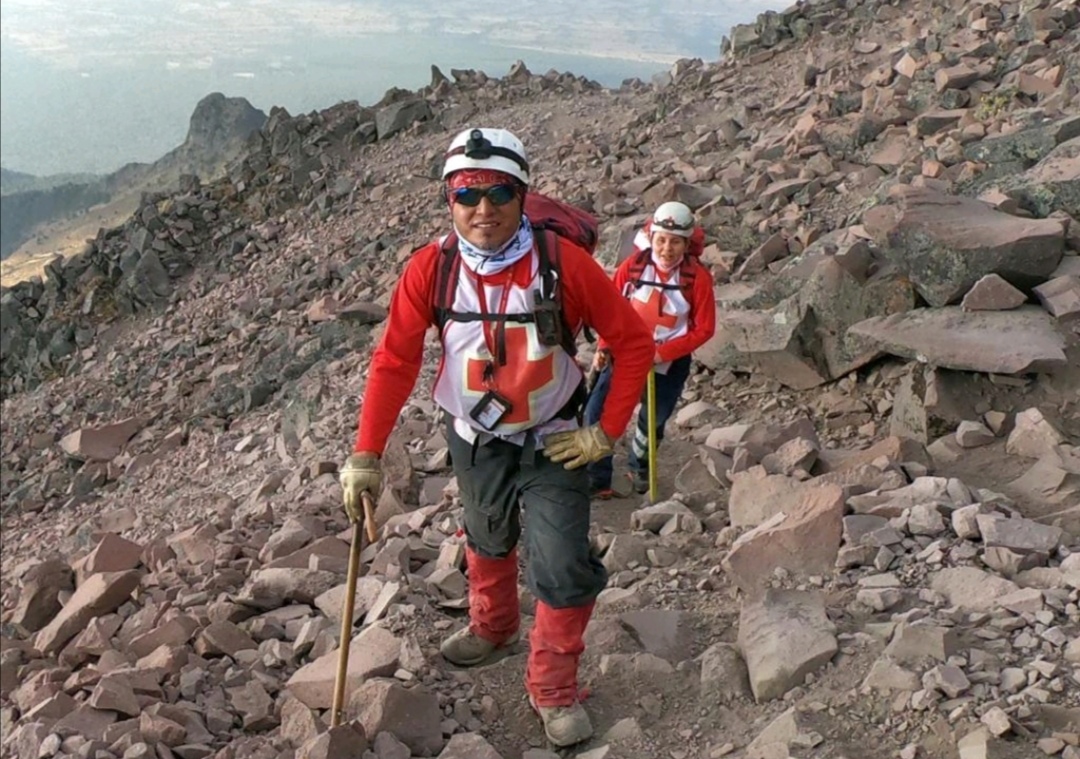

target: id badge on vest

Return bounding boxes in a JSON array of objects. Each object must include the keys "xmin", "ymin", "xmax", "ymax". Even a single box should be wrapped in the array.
[{"xmin": 470, "ymin": 389, "xmax": 513, "ymax": 431}]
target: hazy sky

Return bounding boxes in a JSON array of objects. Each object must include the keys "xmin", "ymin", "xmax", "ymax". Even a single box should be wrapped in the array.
[{"xmin": 1, "ymin": 0, "xmax": 785, "ymax": 175}]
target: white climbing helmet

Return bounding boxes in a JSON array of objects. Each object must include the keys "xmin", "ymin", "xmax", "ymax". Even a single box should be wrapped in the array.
[
  {"xmin": 442, "ymin": 127, "xmax": 530, "ymax": 185},
  {"xmin": 650, "ymin": 201, "xmax": 695, "ymax": 238}
]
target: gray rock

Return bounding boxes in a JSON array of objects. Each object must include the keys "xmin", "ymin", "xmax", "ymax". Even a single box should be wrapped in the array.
[
  {"xmin": 965, "ymin": 116, "xmax": 1080, "ymax": 167},
  {"xmin": 1034, "ymin": 275, "xmax": 1080, "ymax": 319},
  {"xmin": 376, "ymin": 100, "xmax": 431, "ymax": 141},
  {"xmin": 955, "ymin": 420, "xmax": 995, "ymax": 448},
  {"xmin": 975, "ymin": 515, "xmax": 1064, "ymax": 554},
  {"xmin": 620, "ymin": 610, "xmax": 693, "ymax": 662},
  {"xmin": 699, "ymin": 642, "xmax": 751, "ymax": 703},
  {"xmin": 241, "ymin": 568, "xmax": 341, "ymax": 609},
  {"xmin": 602, "ymin": 534, "xmax": 648, "ymax": 572},
  {"xmin": 885, "ymin": 624, "xmax": 959, "ymax": 665},
  {"xmin": 929, "ymin": 567, "xmax": 1019, "ymax": 612},
  {"xmin": 737, "ymin": 589, "xmax": 837, "ymax": 702}
]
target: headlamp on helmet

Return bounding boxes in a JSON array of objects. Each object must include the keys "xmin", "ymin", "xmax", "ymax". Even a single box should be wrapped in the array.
[
  {"xmin": 650, "ymin": 201, "xmax": 695, "ymax": 238},
  {"xmin": 442, "ymin": 127, "xmax": 530, "ymax": 185}
]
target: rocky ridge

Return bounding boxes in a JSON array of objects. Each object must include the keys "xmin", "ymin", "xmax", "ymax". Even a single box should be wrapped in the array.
[
  {"xmin": 2, "ymin": 0, "xmax": 1080, "ymax": 758},
  {"xmin": 0, "ymin": 93, "xmax": 268, "ymax": 264}
]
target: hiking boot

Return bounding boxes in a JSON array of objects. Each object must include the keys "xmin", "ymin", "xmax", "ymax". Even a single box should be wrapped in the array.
[
  {"xmin": 629, "ymin": 470, "xmax": 649, "ymax": 495},
  {"xmin": 441, "ymin": 626, "xmax": 520, "ymax": 667},
  {"xmin": 531, "ymin": 699, "xmax": 594, "ymax": 747}
]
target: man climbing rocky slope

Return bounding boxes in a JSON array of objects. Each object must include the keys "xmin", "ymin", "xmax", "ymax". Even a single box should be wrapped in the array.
[{"xmin": 1, "ymin": 0, "xmax": 1078, "ymax": 757}]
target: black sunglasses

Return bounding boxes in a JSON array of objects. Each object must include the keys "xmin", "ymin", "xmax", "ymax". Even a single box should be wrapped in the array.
[{"xmin": 449, "ymin": 184, "xmax": 519, "ymax": 207}]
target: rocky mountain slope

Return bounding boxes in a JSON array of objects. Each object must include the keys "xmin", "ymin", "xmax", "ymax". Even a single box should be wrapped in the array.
[
  {"xmin": 0, "ymin": 93, "xmax": 267, "ymax": 266},
  {"xmin": 1, "ymin": 0, "xmax": 1079, "ymax": 758}
]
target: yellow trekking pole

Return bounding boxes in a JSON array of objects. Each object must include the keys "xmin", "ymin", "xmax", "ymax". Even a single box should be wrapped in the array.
[
  {"xmin": 647, "ymin": 368, "xmax": 658, "ymax": 502},
  {"xmin": 331, "ymin": 490, "xmax": 378, "ymax": 727}
]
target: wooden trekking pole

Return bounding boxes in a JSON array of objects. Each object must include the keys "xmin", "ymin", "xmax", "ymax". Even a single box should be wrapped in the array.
[
  {"xmin": 330, "ymin": 490, "xmax": 378, "ymax": 727},
  {"xmin": 647, "ymin": 368, "xmax": 659, "ymax": 502}
]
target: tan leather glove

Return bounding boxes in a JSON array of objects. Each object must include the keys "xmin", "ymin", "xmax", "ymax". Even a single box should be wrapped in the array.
[
  {"xmin": 339, "ymin": 452, "xmax": 381, "ymax": 523},
  {"xmin": 543, "ymin": 425, "xmax": 614, "ymax": 470}
]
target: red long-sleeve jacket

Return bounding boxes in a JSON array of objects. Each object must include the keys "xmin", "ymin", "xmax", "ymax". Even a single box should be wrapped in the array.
[{"xmin": 354, "ymin": 237, "xmax": 654, "ymax": 455}]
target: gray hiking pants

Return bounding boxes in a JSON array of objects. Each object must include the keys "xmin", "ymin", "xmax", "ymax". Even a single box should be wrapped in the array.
[{"xmin": 447, "ymin": 422, "xmax": 608, "ymax": 609}]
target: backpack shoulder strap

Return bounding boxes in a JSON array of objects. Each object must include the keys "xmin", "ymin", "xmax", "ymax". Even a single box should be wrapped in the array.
[
  {"xmin": 627, "ymin": 249, "xmax": 651, "ymax": 288},
  {"xmin": 533, "ymin": 225, "xmax": 558, "ymax": 301},
  {"xmin": 533, "ymin": 227, "xmax": 580, "ymax": 358},
  {"xmin": 679, "ymin": 256, "xmax": 698, "ymax": 295},
  {"xmin": 432, "ymin": 234, "xmax": 461, "ymax": 334}
]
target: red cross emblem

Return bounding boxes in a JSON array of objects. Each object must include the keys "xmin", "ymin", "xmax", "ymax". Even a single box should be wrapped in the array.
[
  {"xmin": 465, "ymin": 325, "xmax": 555, "ymax": 425},
  {"xmin": 632, "ymin": 288, "xmax": 678, "ymax": 336}
]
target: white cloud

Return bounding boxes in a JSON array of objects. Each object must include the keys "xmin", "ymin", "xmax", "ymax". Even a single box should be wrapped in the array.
[{"xmin": 1, "ymin": 0, "xmax": 788, "ymax": 68}]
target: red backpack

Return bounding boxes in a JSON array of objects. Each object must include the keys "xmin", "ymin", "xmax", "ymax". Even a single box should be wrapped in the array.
[
  {"xmin": 621, "ymin": 221, "xmax": 705, "ymax": 296},
  {"xmin": 431, "ymin": 193, "xmax": 599, "ymax": 359}
]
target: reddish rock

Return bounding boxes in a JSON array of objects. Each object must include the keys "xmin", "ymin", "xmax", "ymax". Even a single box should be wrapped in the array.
[
  {"xmin": 129, "ymin": 614, "xmax": 200, "ymax": 658},
  {"xmin": 281, "ymin": 694, "xmax": 326, "ymax": 747},
  {"xmin": 78, "ymin": 532, "xmax": 144, "ymax": 580},
  {"xmin": 725, "ymin": 485, "xmax": 846, "ymax": 595},
  {"xmin": 286, "ymin": 624, "xmax": 401, "ymax": 709},
  {"xmin": 346, "ymin": 678, "xmax": 443, "ymax": 756},
  {"xmin": 297, "ymin": 724, "xmax": 369, "ymax": 759},
  {"xmin": 960, "ymin": 274, "xmax": 1027, "ymax": 311},
  {"xmin": 34, "ymin": 570, "xmax": 142, "ymax": 655},
  {"xmin": 194, "ymin": 620, "xmax": 258, "ymax": 657},
  {"xmin": 935, "ymin": 63, "xmax": 980, "ymax": 91},
  {"xmin": 440, "ymin": 734, "xmax": 505, "ymax": 759},
  {"xmin": 59, "ymin": 417, "xmax": 146, "ymax": 461},
  {"xmin": 171, "ymin": 524, "xmax": 220, "ymax": 564}
]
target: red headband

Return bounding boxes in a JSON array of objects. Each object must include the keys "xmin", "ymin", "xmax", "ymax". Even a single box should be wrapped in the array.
[{"xmin": 448, "ymin": 169, "xmax": 517, "ymax": 190}]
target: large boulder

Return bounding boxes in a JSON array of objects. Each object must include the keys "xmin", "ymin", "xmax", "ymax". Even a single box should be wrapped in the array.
[
  {"xmin": 863, "ymin": 186, "xmax": 1065, "ymax": 306},
  {"xmin": 964, "ymin": 115, "xmax": 1080, "ymax": 168},
  {"xmin": 993, "ymin": 136, "xmax": 1080, "ymax": 218},
  {"xmin": 849, "ymin": 307, "xmax": 1067, "ymax": 374},
  {"xmin": 697, "ymin": 237, "xmax": 914, "ymax": 389},
  {"xmin": 697, "ymin": 297, "xmax": 828, "ymax": 390}
]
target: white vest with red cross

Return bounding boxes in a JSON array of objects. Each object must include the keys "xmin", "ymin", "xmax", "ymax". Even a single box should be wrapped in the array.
[
  {"xmin": 625, "ymin": 260, "xmax": 691, "ymax": 373},
  {"xmin": 433, "ymin": 250, "xmax": 583, "ymax": 444}
]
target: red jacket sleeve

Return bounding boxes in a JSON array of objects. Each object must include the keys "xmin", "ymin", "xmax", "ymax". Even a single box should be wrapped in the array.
[
  {"xmin": 354, "ymin": 243, "xmax": 439, "ymax": 454},
  {"xmin": 560, "ymin": 245, "xmax": 653, "ymax": 441},
  {"xmin": 596, "ymin": 258, "xmax": 634, "ymax": 353},
  {"xmin": 656, "ymin": 260, "xmax": 717, "ymax": 362}
]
